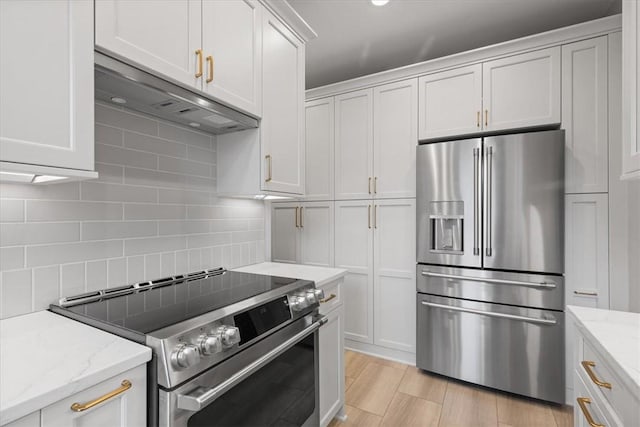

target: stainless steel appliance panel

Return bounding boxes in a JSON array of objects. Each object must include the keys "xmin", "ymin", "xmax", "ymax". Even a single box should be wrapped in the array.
[
  {"xmin": 416, "ymin": 265, "xmax": 564, "ymax": 311},
  {"xmin": 416, "ymin": 294, "xmax": 564, "ymax": 403},
  {"xmin": 417, "ymin": 138, "xmax": 482, "ymax": 268},
  {"xmin": 483, "ymin": 130, "xmax": 564, "ymax": 274}
]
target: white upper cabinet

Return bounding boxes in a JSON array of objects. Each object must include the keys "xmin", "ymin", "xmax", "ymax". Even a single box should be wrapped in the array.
[
  {"xmin": 305, "ymin": 98, "xmax": 335, "ymax": 200},
  {"xmin": 260, "ymin": 9, "xmax": 305, "ymax": 194},
  {"xmin": 562, "ymin": 36, "xmax": 609, "ymax": 194},
  {"xmin": 622, "ymin": 0, "xmax": 640, "ymax": 179},
  {"xmin": 374, "ymin": 79, "xmax": 418, "ymax": 198},
  {"xmin": 483, "ymin": 47, "xmax": 561, "ymax": 132},
  {"xmin": 201, "ymin": 0, "xmax": 262, "ymax": 116},
  {"xmin": 334, "ymin": 89, "xmax": 374, "ymax": 200},
  {"xmin": 95, "ymin": 0, "xmax": 202, "ymax": 90},
  {"xmin": 418, "ymin": 64, "xmax": 482, "ymax": 140},
  {"xmin": 0, "ymin": 0, "xmax": 95, "ymax": 173}
]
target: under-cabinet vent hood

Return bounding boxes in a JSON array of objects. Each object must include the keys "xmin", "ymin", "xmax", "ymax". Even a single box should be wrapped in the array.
[{"xmin": 94, "ymin": 53, "xmax": 259, "ymax": 135}]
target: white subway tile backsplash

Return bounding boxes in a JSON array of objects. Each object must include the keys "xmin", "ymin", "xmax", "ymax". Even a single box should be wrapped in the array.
[
  {"xmin": 0, "ymin": 103, "xmax": 265, "ymax": 319},
  {"xmin": 26, "ymin": 201, "xmax": 123, "ymax": 222},
  {"xmin": 1, "ymin": 269, "xmax": 31, "ymax": 318},
  {"xmin": 0, "ymin": 222, "xmax": 80, "ymax": 247}
]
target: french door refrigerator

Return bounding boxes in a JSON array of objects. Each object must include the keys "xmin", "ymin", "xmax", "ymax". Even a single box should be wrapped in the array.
[{"xmin": 416, "ymin": 129, "xmax": 565, "ymax": 403}]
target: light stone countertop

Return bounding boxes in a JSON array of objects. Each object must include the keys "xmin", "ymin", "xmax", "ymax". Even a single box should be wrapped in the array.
[
  {"xmin": 567, "ymin": 305, "xmax": 640, "ymax": 397},
  {"xmin": 233, "ymin": 262, "xmax": 347, "ymax": 288},
  {"xmin": 0, "ymin": 311, "xmax": 151, "ymax": 425}
]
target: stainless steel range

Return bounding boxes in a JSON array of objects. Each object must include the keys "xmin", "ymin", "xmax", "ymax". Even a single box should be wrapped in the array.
[
  {"xmin": 416, "ymin": 129, "xmax": 565, "ymax": 403},
  {"xmin": 50, "ymin": 268, "xmax": 325, "ymax": 427}
]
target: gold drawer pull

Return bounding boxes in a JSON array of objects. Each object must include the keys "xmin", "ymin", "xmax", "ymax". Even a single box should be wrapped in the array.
[
  {"xmin": 576, "ymin": 397, "xmax": 605, "ymax": 427},
  {"xmin": 582, "ymin": 361, "xmax": 612, "ymax": 389},
  {"xmin": 320, "ymin": 294, "xmax": 337, "ymax": 303},
  {"xmin": 71, "ymin": 380, "xmax": 132, "ymax": 412}
]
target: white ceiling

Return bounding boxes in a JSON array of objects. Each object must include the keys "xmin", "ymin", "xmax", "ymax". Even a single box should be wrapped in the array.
[{"xmin": 289, "ymin": 0, "xmax": 621, "ymax": 89}]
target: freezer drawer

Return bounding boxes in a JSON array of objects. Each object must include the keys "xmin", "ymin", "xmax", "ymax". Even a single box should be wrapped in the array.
[
  {"xmin": 416, "ymin": 265, "xmax": 564, "ymax": 311},
  {"xmin": 416, "ymin": 294, "xmax": 565, "ymax": 404}
]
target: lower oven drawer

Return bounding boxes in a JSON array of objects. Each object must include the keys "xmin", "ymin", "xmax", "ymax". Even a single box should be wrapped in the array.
[{"xmin": 416, "ymin": 294, "xmax": 565, "ymax": 403}]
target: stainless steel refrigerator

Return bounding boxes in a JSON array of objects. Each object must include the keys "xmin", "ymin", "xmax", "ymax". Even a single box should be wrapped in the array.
[{"xmin": 416, "ymin": 129, "xmax": 565, "ymax": 404}]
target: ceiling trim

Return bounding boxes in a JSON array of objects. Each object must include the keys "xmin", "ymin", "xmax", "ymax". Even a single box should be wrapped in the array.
[
  {"xmin": 260, "ymin": 0, "xmax": 317, "ymax": 42},
  {"xmin": 306, "ymin": 14, "xmax": 621, "ymax": 100}
]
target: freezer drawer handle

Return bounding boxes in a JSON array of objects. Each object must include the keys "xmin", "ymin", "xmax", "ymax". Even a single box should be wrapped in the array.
[
  {"xmin": 177, "ymin": 317, "xmax": 327, "ymax": 412},
  {"xmin": 420, "ymin": 270, "xmax": 556, "ymax": 289},
  {"xmin": 421, "ymin": 301, "xmax": 557, "ymax": 325}
]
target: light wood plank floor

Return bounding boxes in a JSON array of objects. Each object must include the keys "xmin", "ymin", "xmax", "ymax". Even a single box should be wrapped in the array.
[{"xmin": 329, "ymin": 350, "xmax": 573, "ymax": 427}]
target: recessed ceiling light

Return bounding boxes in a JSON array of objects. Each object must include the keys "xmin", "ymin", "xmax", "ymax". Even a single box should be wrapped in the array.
[
  {"xmin": 189, "ymin": 122, "xmax": 201, "ymax": 128},
  {"xmin": 371, "ymin": 0, "xmax": 389, "ymax": 6},
  {"xmin": 110, "ymin": 96, "xmax": 127, "ymax": 104}
]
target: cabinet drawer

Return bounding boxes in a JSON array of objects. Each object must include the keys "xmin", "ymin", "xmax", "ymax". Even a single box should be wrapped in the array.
[
  {"xmin": 574, "ymin": 371, "xmax": 618, "ymax": 427},
  {"xmin": 319, "ymin": 278, "xmax": 343, "ymax": 315}
]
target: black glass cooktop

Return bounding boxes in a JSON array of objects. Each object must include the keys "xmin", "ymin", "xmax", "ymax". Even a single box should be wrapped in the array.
[{"xmin": 50, "ymin": 271, "xmax": 309, "ymax": 338}]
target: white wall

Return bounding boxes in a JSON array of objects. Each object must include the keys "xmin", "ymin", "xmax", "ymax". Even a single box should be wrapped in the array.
[{"xmin": 0, "ymin": 102, "xmax": 266, "ymax": 319}]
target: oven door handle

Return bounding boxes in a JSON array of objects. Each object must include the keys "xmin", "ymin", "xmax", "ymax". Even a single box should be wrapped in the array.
[{"xmin": 177, "ymin": 316, "xmax": 327, "ymax": 412}]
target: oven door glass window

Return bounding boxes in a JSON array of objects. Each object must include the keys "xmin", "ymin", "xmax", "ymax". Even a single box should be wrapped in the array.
[{"xmin": 187, "ymin": 334, "xmax": 316, "ymax": 427}]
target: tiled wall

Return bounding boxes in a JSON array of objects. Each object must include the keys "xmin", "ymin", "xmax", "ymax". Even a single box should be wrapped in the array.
[{"xmin": 0, "ymin": 102, "xmax": 265, "ymax": 319}]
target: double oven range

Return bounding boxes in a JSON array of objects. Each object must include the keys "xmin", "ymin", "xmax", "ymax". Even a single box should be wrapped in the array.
[{"xmin": 51, "ymin": 268, "xmax": 325, "ymax": 427}]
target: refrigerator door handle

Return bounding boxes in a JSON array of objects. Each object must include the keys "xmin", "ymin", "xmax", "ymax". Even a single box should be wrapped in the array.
[
  {"xmin": 421, "ymin": 301, "xmax": 557, "ymax": 325},
  {"xmin": 420, "ymin": 270, "xmax": 557, "ymax": 289},
  {"xmin": 485, "ymin": 146, "xmax": 493, "ymax": 257},
  {"xmin": 473, "ymin": 148, "xmax": 480, "ymax": 256}
]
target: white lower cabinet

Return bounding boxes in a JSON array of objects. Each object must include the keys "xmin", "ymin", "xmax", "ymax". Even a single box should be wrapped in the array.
[
  {"xmin": 318, "ymin": 293, "xmax": 345, "ymax": 427},
  {"xmin": 335, "ymin": 199, "xmax": 416, "ymax": 355},
  {"xmin": 6, "ymin": 365, "xmax": 147, "ymax": 427}
]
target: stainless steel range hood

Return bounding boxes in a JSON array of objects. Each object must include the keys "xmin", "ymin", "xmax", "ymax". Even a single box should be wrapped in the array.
[{"xmin": 94, "ymin": 53, "xmax": 259, "ymax": 135}]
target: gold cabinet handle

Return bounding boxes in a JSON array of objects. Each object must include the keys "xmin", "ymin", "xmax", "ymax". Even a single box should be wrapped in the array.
[
  {"xmin": 206, "ymin": 55, "xmax": 214, "ymax": 83},
  {"xmin": 320, "ymin": 293, "xmax": 337, "ymax": 303},
  {"xmin": 195, "ymin": 49, "xmax": 203, "ymax": 78},
  {"xmin": 295, "ymin": 207, "xmax": 299, "ymax": 228},
  {"xmin": 299, "ymin": 206, "xmax": 304, "ymax": 228},
  {"xmin": 265, "ymin": 155, "xmax": 272, "ymax": 182},
  {"xmin": 485, "ymin": 109, "xmax": 488, "ymax": 127},
  {"xmin": 581, "ymin": 361, "xmax": 612, "ymax": 389},
  {"xmin": 476, "ymin": 111, "xmax": 480, "ymax": 128},
  {"xmin": 374, "ymin": 177, "xmax": 377, "ymax": 194},
  {"xmin": 374, "ymin": 204, "xmax": 377, "ymax": 229},
  {"xmin": 368, "ymin": 205, "xmax": 372, "ymax": 229},
  {"xmin": 368, "ymin": 177, "xmax": 372, "ymax": 194},
  {"xmin": 71, "ymin": 380, "xmax": 132, "ymax": 412},
  {"xmin": 576, "ymin": 397, "xmax": 604, "ymax": 427}
]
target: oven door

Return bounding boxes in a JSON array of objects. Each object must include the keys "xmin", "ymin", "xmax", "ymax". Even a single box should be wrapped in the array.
[{"xmin": 160, "ymin": 314, "xmax": 324, "ymax": 427}]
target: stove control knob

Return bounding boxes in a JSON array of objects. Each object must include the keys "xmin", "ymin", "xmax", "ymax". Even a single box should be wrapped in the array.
[
  {"xmin": 219, "ymin": 326, "xmax": 241, "ymax": 348},
  {"xmin": 289, "ymin": 295, "xmax": 308, "ymax": 312},
  {"xmin": 313, "ymin": 288, "xmax": 325, "ymax": 301},
  {"xmin": 198, "ymin": 334, "xmax": 222, "ymax": 356},
  {"xmin": 171, "ymin": 344, "xmax": 200, "ymax": 369},
  {"xmin": 305, "ymin": 290, "xmax": 318, "ymax": 304}
]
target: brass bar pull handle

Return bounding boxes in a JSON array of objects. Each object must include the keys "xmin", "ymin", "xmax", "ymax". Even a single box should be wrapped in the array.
[
  {"xmin": 71, "ymin": 380, "xmax": 132, "ymax": 412},
  {"xmin": 581, "ymin": 361, "xmax": 612, "ymax": 389},
  {"xmin": 374, "ymin": 204, "xmax": 377, "ymax": 229},
  {"xmin": 295, "ymin": 207, "xmax": 299, "ymax": 228},
  {"xmin": 265, "ymin": 155, "xmax": 272, "ymax": 182},
  {"xmin": 195, "ymin": 49, "xmax": 203, "ymax": 78},
  {"xmin": 485, "ymin": 109, "xmax": 488, "ymax": 127},
  {"xmin": 320, "ymin": 293, "xmax": 337, "ymax": 303},
  {"xmin": 368, "ymin": 177, "xmax": 372, "ymax": 194},
  {"xmin": 300, "ymin": 207, "xmax": 304, "ymax": 228},
  {"xmin": 476, "ymin": 111, "xmax": 480, "ymax": 128},
  {"xmin": 206, "ymin": 55, "xmax": 214, "ymax": 83},
  {"xmin": 576, "ymin": 397, "xmax": 605, "ymax": 427},
  {"xmin": 368, "ymin": 205, "xmax": 372, "ymax": 229},
  {"xmin": 374, "ymin": 177, "xmax": 377, "ymax": 194},
  {"xmin": 574, "ymin": 290, "xmax": 598, "ymax": 296}
]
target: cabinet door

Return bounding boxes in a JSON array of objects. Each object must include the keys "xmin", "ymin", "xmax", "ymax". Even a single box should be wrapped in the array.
[
  {"xmin": 261, "ymin": 10, "xmax": 305, "ymax": 194},
  {"xmin": 622, "ymin": 0, "xmax": 640, "ymax": 179},
  {"xmin": 562, "ymin": 36, "xmax": 609, "ymax": 193},
  {"xmin": 418, "ymin": 64, "xmax": 483, "ymax": 140},
  {"xmin": 335, "ymin": 89, "xmax": 374, "ymax": 200},
  {"xmin": 95, "ymin": 0, "xmax": 202, "ymax": 90},
  {"xmin": 300, "ymin": 202, "xmax": 334, "ymax": 267},
  {"xmin": 271, "ymin": 203, "xmax": 300, "ymax": 263},
  {"xmin": 0, "ymin": 0, "xmax": 94, "ymax": 171},
  {"xmin": 41, "ymin": 365, "xmax": 146, "ymax": 427},
  {"xmin": 565, "ymin": 194, "xmax": 609, "ymax": 309},
  {"xmin": 319, "ymin": 306, "xmax": 344, "ymax": 427},
  {"xmin": 202, "ymin": 0, "xmax": 262, "ymax": 116},
  {"xmin": 374, "ymin": 79, "xmax": 418, "ymax": 199},
  {"xmin": 305, "ymin": 98, "xmax": 335, "ymax": 201},
  {"xmin": 373, "ymin": 199, "xmax": 416, "ymax": 353},
  {"xmin": 335, "ymin": 201, "xmax": 373, "ymax": 344},
  {"xmin": 4, "ymin": 412, "xmax": 39, "ymax": 427},
  {"xmin": 483, "ymin": 47, "xmax": 561, "ymax": 132}
]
